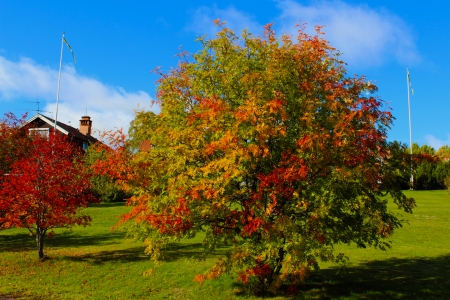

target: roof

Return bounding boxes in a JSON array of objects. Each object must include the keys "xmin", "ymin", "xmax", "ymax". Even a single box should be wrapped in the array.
[
  {"xmin": 26, "ymin": 113, "xmax": 98, "ymax": 144},
  {"xmin": 139, "ymin": 140, "xmax": 152, "ymax": 152}
]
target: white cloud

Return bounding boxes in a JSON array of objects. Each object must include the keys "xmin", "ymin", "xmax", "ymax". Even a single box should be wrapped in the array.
[
  {"xmin": 0, "ymin": 56, "xmax": 55, "ymax": 99},
  {"xmin": 187, "ymin": 5, "xmax": 262, "ymax": 38},
  {"xmin": 275, "ymin": 0, "xmax": 420, "ymax": 67},
  {"xmin": 188, "ymin": 1, "xmax": 420, "ymax": 68},
  {"xmin": 424, "ymin": 134, "xmax": 450, "ymax": 151},
  {"xmin": 0, "ymin": 55, "xmax": 158, "ymax": 137}
]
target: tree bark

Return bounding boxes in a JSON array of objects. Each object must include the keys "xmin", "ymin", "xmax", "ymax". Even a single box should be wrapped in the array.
[{"xmin": 36, "ymin": 227, "xmax": 45, "ymax": 259}]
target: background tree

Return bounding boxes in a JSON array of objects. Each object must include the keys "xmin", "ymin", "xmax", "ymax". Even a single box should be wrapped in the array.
[
  {"xmin": 412, "ymin": 144, "xmax": 437, "ymax": 189},
  {"xmin": 445, "ymin": 175, "xmax": 450, "ymax": 192},
  {"xmin": 433, "ymin": 161, "xmax": 450, "ymax": 188},
  {"xmin": 0, "ymin": 131, "xmax": 97, "ymax": 259},
  {"xmin": 405, "ymin": 143, "xmax": 450, "ymax": 190},
  {"xmin": 436, "ymin": 145, "xmax": 450, "ymax": 161},
  {"xmin": 128, "ymin": 109, "xmax": 157, "ymax": 151},
  {"xmin": 411, "ymin": 143, "xmax": 435, "ymax": 155},
  {"xmin": 83, "ymin": 145, "xmax": 129, "ymax": 202},
  {"xmin": 95, "ymin": 23, "xmax": 415, "ymax": 292}
]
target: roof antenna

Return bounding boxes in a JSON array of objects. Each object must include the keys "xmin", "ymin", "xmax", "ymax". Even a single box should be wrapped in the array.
[{"xmin": 19, "ymin": 101, "xmax": 52, "ymax": 115}]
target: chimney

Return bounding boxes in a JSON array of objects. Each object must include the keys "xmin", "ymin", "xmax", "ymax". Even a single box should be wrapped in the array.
[{"xmin": 79, "ymin": 116, "xmax": 92, "ymax": 136}]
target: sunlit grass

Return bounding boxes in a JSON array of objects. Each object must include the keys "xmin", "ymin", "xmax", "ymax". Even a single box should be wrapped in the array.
[
  {"xmin": 1, "ymin": 190, "xmax": 450, "ymax": 299},
  {"xmin": 0, "ymin": 203, "xmax": 245, "ymax": 299}
]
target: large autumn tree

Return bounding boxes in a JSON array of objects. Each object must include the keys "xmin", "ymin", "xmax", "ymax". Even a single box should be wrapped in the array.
[
  {"xmin": 94, "ymin": 23, "xmax": 414, "ymax": 291},
  {"xmin": 0, "ymin": 121, "xmax": 97, "ymax": 259}
]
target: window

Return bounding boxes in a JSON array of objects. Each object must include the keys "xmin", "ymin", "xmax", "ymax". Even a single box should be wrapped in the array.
[
  {"xmin": 29, "ymin": 128, "xmax": 50, "ymax": 139},
  {"xmin": 82, "ymin": 142, "xmax": 88, "ymax": 151}
]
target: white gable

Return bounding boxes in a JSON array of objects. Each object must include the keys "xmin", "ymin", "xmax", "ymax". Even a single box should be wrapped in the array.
[{"xmin": 26, "ymin": 113, "xmax": 69, "ymax": 135}]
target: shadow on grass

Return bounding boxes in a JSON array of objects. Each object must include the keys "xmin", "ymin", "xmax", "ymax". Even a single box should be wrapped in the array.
[
  {"xmin": 160, "ymin": 242, "xmax": 229, "ymax": 262},
  {"xmin": 61, "ymin": 246, "xmax": 148, "ymax": 264},
  {"xmin": 46, "ymin": 231, "xmax": 126, "ymax": 248},
  {"xmin": 0, "ymin": 231, "xmax": 35, "ymax": 252},
  {"xmin": 233, "ymin": 255, "xmax": 450, "ymax": 299},
  {"xmin": 56, "ymin": 240, "xmax": 229, "ymax": 266},
  {"xmin": 0, "ymin": 230, "xmax": 127, "ymax": 252}
]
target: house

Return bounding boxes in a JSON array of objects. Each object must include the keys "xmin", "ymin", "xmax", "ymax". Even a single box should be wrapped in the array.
[{"xmin": 26, "ymin": 114, "xmax": 98, "ymax": 150}]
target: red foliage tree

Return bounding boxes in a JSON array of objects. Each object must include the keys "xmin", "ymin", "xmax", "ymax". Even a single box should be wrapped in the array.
[{"xmin": 0, "ymin": 122, "xmax": 98, "ymax": 259}]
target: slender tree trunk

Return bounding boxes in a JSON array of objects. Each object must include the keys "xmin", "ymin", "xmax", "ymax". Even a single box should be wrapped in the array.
[
  {"xmin": 273, "ymin": 247, "xmax": 285, "ymax": 276},
  {"xmin": 36, "ymin": 227, "xmax": 45, "ymax": 259}
]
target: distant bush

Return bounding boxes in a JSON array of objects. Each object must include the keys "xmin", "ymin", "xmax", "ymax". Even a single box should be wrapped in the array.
[{"xmin": 444, "ymin": 176, "xmax": 450, "ymax": 193}]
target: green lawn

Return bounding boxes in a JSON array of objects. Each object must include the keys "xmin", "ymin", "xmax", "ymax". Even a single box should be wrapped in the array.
[{"xmin": 1, "ymin": 190, "xmax": 450, "ymax": 299}]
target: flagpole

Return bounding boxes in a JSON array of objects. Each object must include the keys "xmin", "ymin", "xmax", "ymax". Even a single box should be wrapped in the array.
[
  {"xmin": 406, "ymin": 66, "xmax": 413, "ymax": 189},
  {"xmin": 55, "ymin": 32, "xmax": 65, "ymax": 132}
]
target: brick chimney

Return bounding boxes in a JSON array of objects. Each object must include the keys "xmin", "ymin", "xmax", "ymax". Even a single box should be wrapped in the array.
[{"xmin": 79, "ymin": 116, "xmax": 92, "ymax": 136}]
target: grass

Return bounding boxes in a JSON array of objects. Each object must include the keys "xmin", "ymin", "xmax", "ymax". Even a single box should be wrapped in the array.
[
  {"xmin": 1, "ymin": 190, "xmax": 450, "ymax": 299},
  {"xmin": 304, "ymin": 190, "xmax": 450, "ymax": 299}
]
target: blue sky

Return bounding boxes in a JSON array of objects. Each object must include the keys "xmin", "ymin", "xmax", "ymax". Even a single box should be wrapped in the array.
[{"xmin": 1, "ymin": 0, "xmax": 449, "ymax": 149}]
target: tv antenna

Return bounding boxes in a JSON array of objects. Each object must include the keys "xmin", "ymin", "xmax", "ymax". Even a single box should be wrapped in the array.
[{"xmin": 20, "ymin": 101, "xmax": 53, "ymax": 115}]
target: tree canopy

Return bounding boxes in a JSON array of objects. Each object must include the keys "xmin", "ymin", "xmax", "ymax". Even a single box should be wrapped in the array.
[{"xmin": 94, "ymin": 23, "xmax": 415, "ymax": 292}]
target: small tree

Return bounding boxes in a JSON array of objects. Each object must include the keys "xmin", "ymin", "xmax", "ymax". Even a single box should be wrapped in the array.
[
  {"xmin": 0, "ymin": 130, "xmax": 97, "ymax": 259},
  {"xmin": 95, "ymin": 23, "xmax": 415, "ymax": 292}
]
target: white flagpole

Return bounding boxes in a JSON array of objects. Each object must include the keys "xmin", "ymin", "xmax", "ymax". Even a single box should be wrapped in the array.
[
  {"xmin": 406, "ymin": 66, "xmax": 413, "ymax": 189},
  {"xmin": 54, "ymin": 32, "xmax": 65, "ymax": 132}
]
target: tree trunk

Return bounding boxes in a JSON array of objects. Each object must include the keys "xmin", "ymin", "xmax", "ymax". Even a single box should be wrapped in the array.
[
  {"xmin": 36, "ymin": 227, "xmax": 45, "ymax": 259},
  {"xmin": 273, "ymin": 247, "xmax": 285, "ymax": 276}
]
